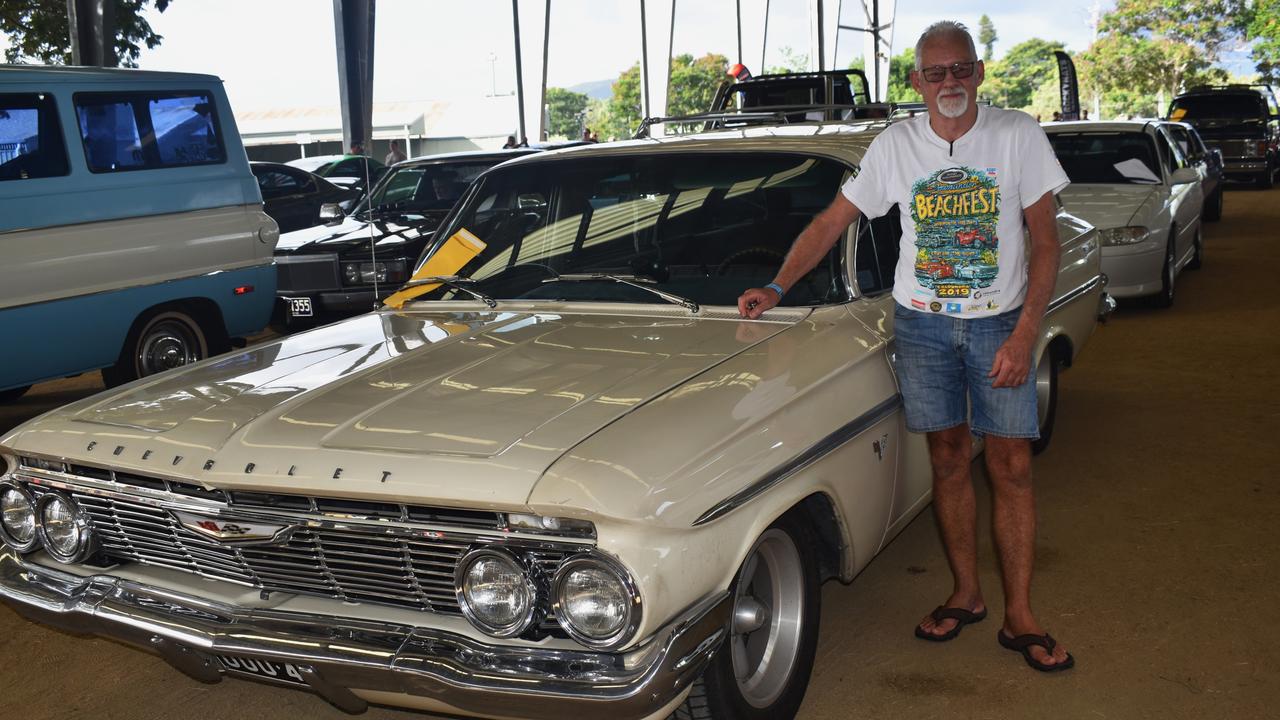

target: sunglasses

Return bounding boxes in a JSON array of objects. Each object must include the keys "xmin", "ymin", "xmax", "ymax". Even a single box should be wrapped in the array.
[{"xmin": 918, "ymin": 61, "xmax": 978, "ymax": 83}]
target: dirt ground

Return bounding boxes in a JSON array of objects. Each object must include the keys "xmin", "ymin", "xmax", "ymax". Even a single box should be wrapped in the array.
[{"xmin": 0, "ymin": 182, "xmax": 1276, "ymax": 719}]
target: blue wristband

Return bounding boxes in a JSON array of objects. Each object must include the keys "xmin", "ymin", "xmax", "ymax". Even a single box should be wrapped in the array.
[{"xmin": 764, "ymin": 282, "xmax": 785, "ymax": 300}]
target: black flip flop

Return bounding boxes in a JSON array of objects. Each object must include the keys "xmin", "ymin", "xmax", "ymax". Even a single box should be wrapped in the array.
[
  {"xmin": 998, "ymin": 630, "xmax": 1076, "ymax": 672},
  {"xmin": 914, "ymin": 605, "xmax": 988, "ymax": 642}
]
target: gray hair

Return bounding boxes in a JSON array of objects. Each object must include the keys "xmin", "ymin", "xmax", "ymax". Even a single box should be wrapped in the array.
[{"xmin": 914, "ymin": 21, "xmax": 978, "ymax": 70}]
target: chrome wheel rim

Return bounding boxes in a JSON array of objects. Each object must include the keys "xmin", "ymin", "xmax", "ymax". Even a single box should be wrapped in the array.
[
  {"xmin": 137, "ymin": 319, "xmax": 201, "ymax": 375},
  {"xmin": 730, "ymin": 528, "xmax": 805, "ymax": 709},
  {"xmin": 1035, "ymin": 355, "xmax": 1053, "ymax": 430}
]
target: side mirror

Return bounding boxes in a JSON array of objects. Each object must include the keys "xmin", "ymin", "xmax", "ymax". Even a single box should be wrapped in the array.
[
  {"xmin": 319, "ymin": 203, "xmax": 344, "ymax": 222},
  {"xmin": 1170, "ymin": 167, "xmax": 1199, "ymax": 185}
]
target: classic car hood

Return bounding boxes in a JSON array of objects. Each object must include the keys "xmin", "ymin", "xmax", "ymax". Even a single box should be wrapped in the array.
[
  {"xmin": 273, "ymin": 214, "xmax": 439, "ymax": 254},
  {"xmin": 3, "ymin": 307, "xmax": 799, "ymax": 509},
  {"xmin": 1057, "ymin": 184, "xmax": 1158, "ymax": 229}
]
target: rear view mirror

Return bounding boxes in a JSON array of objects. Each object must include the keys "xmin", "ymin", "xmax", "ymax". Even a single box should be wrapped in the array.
[
  {"xmin": 1170, "ymin": 167, "xmax": 1199, "ymax": 185},
  {"xmin": 319, "ymin": 203, "xmax": 344, "ymax": 222}
]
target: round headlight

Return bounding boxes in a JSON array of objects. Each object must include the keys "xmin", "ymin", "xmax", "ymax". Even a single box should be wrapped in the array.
[
  {"xmin": 454, "ymin": 549, "xmax": 538, "ymax": 637},
  {"xmin": 553, "ymin": 555, "xmax": 641, "ymax": 649},
  {"xmin": 0, "ymin": 484, "xmax": 39, "ymax": 553},
  {"xmin": 36, "ymin": 493, "xmax": 92, "ymax": 563}
]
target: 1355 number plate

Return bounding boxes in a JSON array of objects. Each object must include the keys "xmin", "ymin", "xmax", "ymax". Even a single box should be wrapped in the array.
[
  {"xmin": 218, "ymin": 654, "xmax": 309, "ymax": 685},
  {"xmin": 286, "ymin": 297, "xmax": 313, "ymax": 318}
]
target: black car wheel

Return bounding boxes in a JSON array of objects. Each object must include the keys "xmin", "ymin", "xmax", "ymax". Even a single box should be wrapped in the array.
[
  {"xmin": 1031, "ymin": 349, "xmax": 1060, "ymax": 456},
  {"xmin": 1203, "ymin": 187, "xmax": 1223, "ymax": 222},
  {"xmin": 1154, "ymin": 234, "xmax": 1176, "ymax": 309},
  {"xmin": 104, "ymin": 309, "xmax": 209, "ymax": 387},
  {"xmin": 669, "ymin": 512, "xmax": 820, "ymax": 720},
  {"xmin": 0, "ymin": 385, "xmax": 31, "ymax": 403},
  {"xmin": 1187, "ymin": 225, "xmax": 1203, "ymax": 271},
  {"xmin": 1258, "ymin": 169, "xmax": 1274, "ymax": 190}
]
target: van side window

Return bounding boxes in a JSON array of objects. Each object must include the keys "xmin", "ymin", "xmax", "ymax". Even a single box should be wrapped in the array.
[
  {"xmin": 0, "ymin": 92, "xmax": 70, "ymax": 181},
  {"xmin": 74, "ymin": 91, "xmax": 226, "ymax": 173}
]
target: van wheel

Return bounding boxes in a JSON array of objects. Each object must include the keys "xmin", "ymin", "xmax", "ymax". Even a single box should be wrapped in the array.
[
  {"xmin": 1258, "ymin": 169, "xmax": 1274, "ymax": 190},
  {"xmin": 0, "ymin": 386, "xmax": 31, "ymax": 403},
  {"xmin": 1031, "ymin": 350, "xmax": 1060, "ymax": 456},
  {"xmin": 669, "ymin": 513, "xmax": 820, "ymax": 720},
  {"xmin": 104, "ymin": 310, "xmax": 208, "ymax": 387}
]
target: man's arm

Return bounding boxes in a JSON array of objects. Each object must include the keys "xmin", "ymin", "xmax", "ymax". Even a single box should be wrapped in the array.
[
  {"xmin": 989, "ymin": 191, "xmax": 1061, "ymax": 388},
  {"xmin": 737, "ymin": 193, "xmax": 862, "ymax": 319}
]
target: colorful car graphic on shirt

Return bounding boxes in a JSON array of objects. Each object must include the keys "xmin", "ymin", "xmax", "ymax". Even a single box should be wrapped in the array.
[{"xmin": 911, "ymin": 166, "xmax": 1001, "ymax": 292}]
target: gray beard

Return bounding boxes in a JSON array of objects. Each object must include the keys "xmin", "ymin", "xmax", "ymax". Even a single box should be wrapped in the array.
[{"xmin": 937, "ymin": 92, "xmax": 969, "ymax": 119}]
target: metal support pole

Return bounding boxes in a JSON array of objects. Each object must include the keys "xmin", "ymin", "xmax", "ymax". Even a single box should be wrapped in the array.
[
  {"xmin": 539, "ymin": 0, "xmax": 551, "ymax": 141},
  {"xmin": 816, "ymin": 0, "xmax": 825, "ymax": 71},
  {"xmin": 761, "ymin": 0, "xmax": 770, "ymax": 70},
  {"xmin": 639, "ymin": 0, "xmax": 651, "ymax": 120},
  {"xmin": 512, "ymin": 0, "xmax": 527, "ymax": 144},
  {"xmin": 333, "ymin": 0, "xmax": 375, "ymax": 155},
  {"xmin": 735, "ymin": 0, "xmax": 742, "ymax": 65},
  {"xmin": 871, "ymin": 0, "xmax": 880, "ymax": 102},
  {"xmin": 66, "ymin": 0, "xmax": 116, "ymax": 67},
  {"xmin": 833, "ymin": 0, "xmax": 843, "ymax": 67}
]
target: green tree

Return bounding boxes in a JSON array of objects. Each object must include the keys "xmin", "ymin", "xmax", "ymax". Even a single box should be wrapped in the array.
[
  {"xmin": 0, "ymin": 0, "xmax": 174, "ymax": 67},
  {"xmin": 667, "ymin": 53, "xmax": 729, "ymax": 117},
  {"xmin": 1245, "ymin": 0, "xmax": 1280, "ymax": 82},
  {"xmin": 766, "ymin": 46, "xmax": 809, "ymax": 74},
  {"xmin": 545, "ymin": 87, "xmax": 589, "ymax": 139},
  {"xmin": 978, "ymin": 15, "xmax": 998, "ymax": 62},
  {"xmin": 597, "ymin": 62, "xmax": 641, "ymax": 141},
  {"xmin": 984, "ymin": 38, "xmax": 1066, "ymax": 110},
  {"xmin": 848, "ymin": 48, "xmax": 919, "ymax": 103}
]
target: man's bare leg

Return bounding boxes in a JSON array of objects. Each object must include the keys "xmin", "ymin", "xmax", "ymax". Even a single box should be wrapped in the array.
[
  {"xmin": 917, "ymin": 424, "xmax": 987, "ymax": 638},
  {"xmin": 985, "ymin": 435, "xmax": 1069, "ymax": 665}
]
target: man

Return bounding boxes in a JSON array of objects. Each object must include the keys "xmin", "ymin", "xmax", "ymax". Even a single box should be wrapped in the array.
[
  {"xmin": 502, "ymin": 135, "xmax": 518, "ymax": 149},
  {"xmin": 385, "ymin": 140, "xmax": 407, "ymax": 165},
  {"xmin": 737, "ymin": 20, "xmax": 1074, "ymax": 672}
]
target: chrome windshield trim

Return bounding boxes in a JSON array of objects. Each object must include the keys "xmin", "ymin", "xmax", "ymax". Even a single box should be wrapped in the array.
[
  {"xmin": 0, "ymin": 548, "xmax": 729, "ymax": 720},
  {"xmin": 692, "ymin": 394, "xmax": 903, "ymax": 526},
  {"xmin": 1047, "ymin": 274, "xmax": 1105, "ymax": 316}
]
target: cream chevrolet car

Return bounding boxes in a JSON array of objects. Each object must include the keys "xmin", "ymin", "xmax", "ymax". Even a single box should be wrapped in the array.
[
  {"xmin": 1045, "ymin": 121, "xmax": 1205, "ymax": 307},
  {"xmin": 0, "ymin": 121, "xmax": 1108, "ymax": 720}
]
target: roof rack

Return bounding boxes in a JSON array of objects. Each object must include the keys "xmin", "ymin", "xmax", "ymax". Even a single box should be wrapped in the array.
[{"xmin": 633, "ymin": 103, "xmax": 893, "ymax": 139}]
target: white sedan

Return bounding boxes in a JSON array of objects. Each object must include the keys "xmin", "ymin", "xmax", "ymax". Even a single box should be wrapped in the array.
[{"xmin": 1045, "ymin": 121, "xmax": 1205, "ymax": 307}]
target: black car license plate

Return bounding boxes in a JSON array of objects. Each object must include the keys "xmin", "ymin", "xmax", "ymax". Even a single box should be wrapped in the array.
[
  {"xmin": 218, "ymin": 654, "xmax": 310, "ymax": 685},
  {"xmin": 287, "ymin": 297, "xmax": 313, "ymax": 318}
]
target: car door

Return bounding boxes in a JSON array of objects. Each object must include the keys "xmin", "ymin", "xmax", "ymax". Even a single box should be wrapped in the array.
[
  {"xmin": 1167, "ymin": 124, "xmax": 1211, "ymax": 199},
  {"xmin": 1154, "ymin": 127, "xmax": 1199, "ymax": 261}
]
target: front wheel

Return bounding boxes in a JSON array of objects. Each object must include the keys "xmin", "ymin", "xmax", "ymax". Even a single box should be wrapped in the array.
[
  {"xmin": 1203, "ymin": 187, "xmax": 1223, "ymax": 222},
  {"xmin": 1187, "ymin": 225, "xmax": 1203, "ymax": 271},
  {"xmin": 1031, "ymin": 350, "xmax": 1060, "ymax": 456},
  {"xmin": 1154, "ymin": 235, "xmax": 1176, "ymax": 308},
  {"xmin": 670, "ymin": 513, "xmax": 820, "ymax": 720},
  {"xmin": 103, "ymin": 309, "xmax": 209, "ymax": 387}
]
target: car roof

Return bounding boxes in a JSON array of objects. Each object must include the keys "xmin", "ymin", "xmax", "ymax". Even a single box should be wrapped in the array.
[
  {"xmin": 397, "ymin": 148, "xmax": 539, "ymax": 168},
  {"xmin": 496, "ymin": 120, "xmax": 889, "ymax": 170},
  {"xmin": 0, "ymin": 64, "xmax": 221, "ymax": 84},
  {"xmin": 1042, "ymin": 120, "xmax": 1164, "ymax": 134}
]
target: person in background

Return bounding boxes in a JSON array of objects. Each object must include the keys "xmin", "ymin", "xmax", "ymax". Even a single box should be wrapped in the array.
[
  {"xmin": 350, "ymin": 140, "xmax": 366, "ymax": 155},
  {"xmin": 1051, "ymin": 111, "xmax": 1062, "ymax": 122},
  {"xmin": 385, "ymin": 140, "xmax": 406, "ymax": 165},
  {"xmin": 502, "ymin": 135, "xmax": 518, "ymax": 149}
]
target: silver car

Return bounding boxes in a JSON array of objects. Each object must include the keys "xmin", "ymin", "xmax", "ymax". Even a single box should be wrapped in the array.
[{"xmin": 1046, "ymin": 121, "xmax": 1205, "ymax": 307}]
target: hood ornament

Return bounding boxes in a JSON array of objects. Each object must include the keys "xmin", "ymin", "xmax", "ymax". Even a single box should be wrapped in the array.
[{"xmin": 172, "ymin": 511, "xmax": 295, "ymax": 545}]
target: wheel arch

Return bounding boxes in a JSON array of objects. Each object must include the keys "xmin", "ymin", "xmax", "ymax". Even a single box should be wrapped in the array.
[{"xmin": 120, "ymin": 297, "xmax": 231, "ymax": 357}]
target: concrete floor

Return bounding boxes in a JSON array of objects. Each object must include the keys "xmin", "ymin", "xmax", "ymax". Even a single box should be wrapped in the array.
[{"xmin": 1, "ymin": 183, "xmax": 1276, "ymax": 719}]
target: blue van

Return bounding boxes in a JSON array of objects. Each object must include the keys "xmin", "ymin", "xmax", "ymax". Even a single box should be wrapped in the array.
[{"xmin": 0, "ymin": 66, "xmax": 278, "ymax": 401}]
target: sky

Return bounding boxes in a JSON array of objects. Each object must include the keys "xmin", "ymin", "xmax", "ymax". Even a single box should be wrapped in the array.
[{"xmin": 0, "ymin": 0, "xmax": 1256, "ymax": 112}]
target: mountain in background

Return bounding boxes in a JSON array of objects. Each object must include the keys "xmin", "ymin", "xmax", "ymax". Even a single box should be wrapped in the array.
[{"xmin": 567, "ymin": 79, "xmax": 613, "ymax": 100}]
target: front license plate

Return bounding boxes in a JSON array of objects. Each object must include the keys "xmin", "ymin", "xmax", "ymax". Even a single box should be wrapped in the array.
[
  {"xmin": 218, "ymin": 654, "xmax": 310, "ymax": 685},
  {"xmin": 286, "ymin": 297, "xmax": 313, "ymax": 318}
]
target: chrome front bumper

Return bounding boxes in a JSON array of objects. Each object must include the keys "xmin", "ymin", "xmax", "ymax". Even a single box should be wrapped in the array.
[{"xmin": 0, "ymin": 549, "xmax": 729, "ymax": 719}]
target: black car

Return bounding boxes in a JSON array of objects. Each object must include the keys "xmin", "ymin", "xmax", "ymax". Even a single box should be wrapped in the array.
[
  {"xmin": 285, "ymin": 154, "xmax": 388, "ymax": 194},
  {"xmin": 1168, "ymin": 84, "xmax": 1279, "ymax": 188},
  {"xmin": 272, "ymin": 148, "xmax": 538, "ymax": 327},
  {"xmin": 250, "ymin": 162, "xmax": 361, "ymax": 233}
]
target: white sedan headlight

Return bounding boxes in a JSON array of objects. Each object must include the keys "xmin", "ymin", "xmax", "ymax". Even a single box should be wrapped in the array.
[
  {"xmin": 1098, "ymin": 226, "xmax": 1150, "ymax": 246},
  {"xmin": 36, "ymin": 493, "xmax": 94, "ymax": 563},
  {"xmin": 553, "ymin": 555, "xmax": 641, "ymax": 649},
  {"xmin": 455, "ymin": 548, "xmax": 538, "ymax": 637},
  {"xmin": 0, "ymin": 484, "xmax": 39, "ymax": 553}
]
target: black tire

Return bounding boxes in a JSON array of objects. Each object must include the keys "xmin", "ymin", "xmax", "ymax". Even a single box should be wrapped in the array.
[
  {"xmin": 1257, "ymin": 169, "xmax": 1274, "ymax": 190},
  {"xmin": 1154, "ymin": 234, "xmax": 1176, "ymax": 308},
  {"xmin": 0, "ymin": 385, "xmax": 31, "ymax": 403},
  {"xmin": 103, "ymin": 309, "xmax": 209, "ymax": 387},
  {"xmin": 669, "ymin": 512, "xmax": 820, "ymax": 720},
  {"xmin": 1030, "ymin": 350, "xmax": 1060, "ymax": 456},
  {"xmin": 1203, "ymin": 187, "xmax": 1223, "ymax": 222},
  {"xmin": 1187, "ymin": 225, "xmax": 1203, "ymax": 271}
]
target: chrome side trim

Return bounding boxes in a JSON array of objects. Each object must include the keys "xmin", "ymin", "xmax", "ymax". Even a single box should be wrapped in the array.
[
  {"xmin": 692, "ymin": 394, "xmax": 903, "ymax": 526},
  {"xmin": 1046, "ymin": 274, "xmax": 1105, "ymax": 317},
  {"xmin": 0, "ymin": 549, "xmax": 729, "ymax": 720}
]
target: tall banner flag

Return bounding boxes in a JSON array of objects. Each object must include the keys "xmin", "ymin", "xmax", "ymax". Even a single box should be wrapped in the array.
[{"xmin": 1054, "ymin": 50, "xmax": 1081, "ymax": 121}]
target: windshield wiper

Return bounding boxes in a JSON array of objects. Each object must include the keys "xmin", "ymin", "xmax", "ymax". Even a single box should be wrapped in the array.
[
  {"xmin": 542, "ymin": 273, "xmax": 700, "ymax": 313},
  {"xmin": 400, "ymin": 275, "xmax": 498, "ymax": 308}
]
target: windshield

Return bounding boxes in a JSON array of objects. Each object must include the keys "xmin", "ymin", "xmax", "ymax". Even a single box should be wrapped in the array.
[
  {"xmin": 1048, "ymin": 132, "xmax": 1162, "ymax": 184},
  {"xmin": 355, "ymin": 160, "xmax": 497, "ymax": 218},
  {"xmin": 1170, "ymin": 94, "xmax": 1266, "ymax": 122},
  {"xmin": 406, "ymin": 152, "xmax": 851, "ymax": 308}
]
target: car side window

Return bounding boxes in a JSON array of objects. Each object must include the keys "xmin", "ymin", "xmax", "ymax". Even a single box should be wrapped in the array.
[
  {"xmin": 74, "ymin": 91, "xmax": 226, "ymax": 173},
  {"xmin": 854, "ymin": 205, "xmax": 901, "ymax": 295},
  {"xmin": 1154, "ymin": 130, "xmax": 1182, "ymax": 174},
  {"xmin": 0, "ymin": 92, "xmax": 70, "ymax": 181},
  {"xmin": 282, "ymin": 166, "xmax": 315, "ymax": 192},
  {"xmin": 257, "ymin": 169, "xmax": 302, "ymax": 197},
  {"xmin": 1167, "ymin": 127, "xmax": 1195, "ymax": 162}
]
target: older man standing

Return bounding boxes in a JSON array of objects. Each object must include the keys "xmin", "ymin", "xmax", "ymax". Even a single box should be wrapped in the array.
[{"xmin": 738, "ymin": 20, "xmax": 1073, "ymax": 672}]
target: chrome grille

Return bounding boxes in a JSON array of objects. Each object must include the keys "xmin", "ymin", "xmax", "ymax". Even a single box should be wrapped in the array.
[{"xmin": 23, "ymin": 480, "xmax": 581, "ymax": 631}]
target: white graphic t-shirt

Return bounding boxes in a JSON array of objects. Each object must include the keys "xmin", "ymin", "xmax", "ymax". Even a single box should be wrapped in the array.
[{"xmin": 841, "ymin": 106, "xmax": 1069, "ymax": 318}]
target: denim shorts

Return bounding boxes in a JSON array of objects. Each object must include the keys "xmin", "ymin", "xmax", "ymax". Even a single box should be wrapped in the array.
[{"xmin": 893, "ymin": 304, "xmax": 1039, "ymax": 439}]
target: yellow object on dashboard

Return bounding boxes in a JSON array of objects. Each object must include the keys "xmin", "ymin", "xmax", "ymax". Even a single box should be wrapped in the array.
[{"xmin": 383, "ymin": 228, "xmax": 487, "ymax": 309}]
